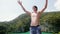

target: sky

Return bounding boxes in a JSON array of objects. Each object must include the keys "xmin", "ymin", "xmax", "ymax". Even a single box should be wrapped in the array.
[{"xmin": 0, "ymin": 0, "xmax": 60, "ymax": 22}]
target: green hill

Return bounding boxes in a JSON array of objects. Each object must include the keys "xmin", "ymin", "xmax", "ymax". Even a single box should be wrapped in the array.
[{"xmin": 0, "ymin": 11, "xmax": 60, "ymax": 34}]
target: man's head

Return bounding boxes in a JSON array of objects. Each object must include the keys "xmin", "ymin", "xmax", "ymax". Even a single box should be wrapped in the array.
[{"xmin": 32, "ymin": 6, "xmax": 38, "ymax": 12}]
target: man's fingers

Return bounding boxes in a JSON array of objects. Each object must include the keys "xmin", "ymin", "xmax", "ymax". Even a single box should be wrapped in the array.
[
  {"xmin": 17, "ymin": 1, "xmax": 19, "ymax": 3},
  {"xmin": 17, "ymin": 0, "xmax": 22, "ymax": 5},
  {"xmin": 17, "ymin": 0, "xmax": 20, "ymax": 3},
  {"xmin": 18, "ymin": 0, "xmax": 22, "ymax": 2},
  {"xmin": 18, "ymin": 0, "xmax": 20, "ymax": 1},
  {"xmin": 18, "ymin": 0, "xmax": 22, "ymax": 3}
]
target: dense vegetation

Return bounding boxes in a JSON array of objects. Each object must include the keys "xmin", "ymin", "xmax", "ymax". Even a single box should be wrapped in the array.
[{"xmin": 0, "ymin": 11, "xmax": 60, "ymax": 34}]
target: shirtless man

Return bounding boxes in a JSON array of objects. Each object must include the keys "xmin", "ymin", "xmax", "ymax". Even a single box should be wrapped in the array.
[{"xmin": 17, "ymin": 0, "xmax": 48, "ymax": 34}]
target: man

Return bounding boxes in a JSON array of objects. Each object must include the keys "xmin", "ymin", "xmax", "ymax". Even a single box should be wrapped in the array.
[{"xmin": 17, "ymin": 0, "xmax": 48, "ymax": 34}]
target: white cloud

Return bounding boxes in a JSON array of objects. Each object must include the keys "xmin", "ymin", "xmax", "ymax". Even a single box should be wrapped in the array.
[
  {"xmin": 54, "ymin": 0, "xmax": 60, "ymax": 10},
  {"xmin": 0, "ymin": 0, "xmax": 24, "ymax": 21}
]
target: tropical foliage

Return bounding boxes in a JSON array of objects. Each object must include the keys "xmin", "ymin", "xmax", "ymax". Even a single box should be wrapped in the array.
[{"xmin": 0, "ymin": 11, "xmax": 60, "ymax": 34}]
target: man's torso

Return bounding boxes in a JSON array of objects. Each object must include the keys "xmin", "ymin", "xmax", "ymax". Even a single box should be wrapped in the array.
[{"xmin": 30, "ymin": 12, "xmax": 40, "ymax": 26}]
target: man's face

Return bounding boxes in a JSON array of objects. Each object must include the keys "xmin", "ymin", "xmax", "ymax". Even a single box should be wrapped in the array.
[{"xmin": 32, "ymin": 6, "xmax": 37, "ymax": 12}]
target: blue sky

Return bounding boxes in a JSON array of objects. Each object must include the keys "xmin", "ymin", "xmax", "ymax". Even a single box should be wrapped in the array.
[{"xmin": 0, "ymin": 0, "xmax": 60, "ymax": 21}]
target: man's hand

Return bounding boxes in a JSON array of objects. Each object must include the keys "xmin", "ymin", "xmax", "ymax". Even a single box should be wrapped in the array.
[
  {"xmin": 17, "ymin": 0, "xmax": 22, "ymax": 6},
  {"xmin": 17, "ymin": 0, "xmax": 31, "ymax": 16},
  {"xmin": 38, "ymin": 0, "xmax": 48, "ymax": 15},
  {"xmin": 41, "ymin": 0, "xmax": 48, "ymax": 12}
]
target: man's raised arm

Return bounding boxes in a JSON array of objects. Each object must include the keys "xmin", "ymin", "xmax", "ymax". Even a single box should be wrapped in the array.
[
  {"xmin": 17, "ymin": 0, "xmax": 31, "ymax": 16},
  {"xmin": 38, "ymin": 0, "xmax": 48, "ymax": 14}
]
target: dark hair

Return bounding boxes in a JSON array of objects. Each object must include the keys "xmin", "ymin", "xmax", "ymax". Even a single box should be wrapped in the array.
[{"xmin": 33, "ymin": 6, "xmax": 38, "ymax": 10}]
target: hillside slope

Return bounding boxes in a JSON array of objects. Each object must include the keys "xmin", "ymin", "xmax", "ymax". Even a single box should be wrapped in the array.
[{"xmin": 0, "ymin": 11, "xmax": 60, "ymax": 33}]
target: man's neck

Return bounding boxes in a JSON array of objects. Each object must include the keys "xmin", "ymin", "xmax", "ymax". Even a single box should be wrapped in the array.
[{"xmin": 34, "ymin": 11, "xmax": 37, "ymax": 13}]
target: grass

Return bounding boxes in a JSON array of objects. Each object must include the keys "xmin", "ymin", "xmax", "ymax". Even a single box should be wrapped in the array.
[
  {"xmin": 58, "ymin": 32, "xmax": 60, "ymax": 34},
  {"xmin": 8, "ymin": 31, "xmax": 52, "ymax": 34}
]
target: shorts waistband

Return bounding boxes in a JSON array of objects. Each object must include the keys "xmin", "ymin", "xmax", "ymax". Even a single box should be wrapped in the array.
[{"xmin": 30, "ymin": 25, "xmax": 40, "ymax": 27}]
